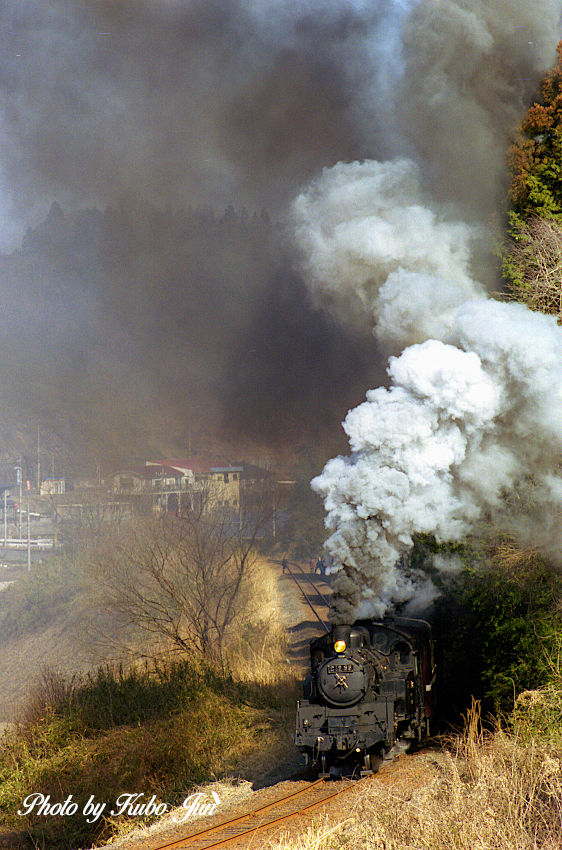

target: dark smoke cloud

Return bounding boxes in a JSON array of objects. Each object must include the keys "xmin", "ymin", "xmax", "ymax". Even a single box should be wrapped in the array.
[
  {"xmin": 0, "ymin": 1, "xmax": 560, "ymax": 469},
  {"xmin": 221, "ymin": 267, "xmax": 379, "ymax": 444},
  {"xmin": 2, "ymin": 0, "xmax": 559, "ymax": 250},
  {"xmin": 0, "ymin": 0, "xmax": 388, "ymax": 239},
  {"xmin": 399, "ymin": 0, "xmax": 562, "ymax": 222},
  {"xmin": 0, "ymin": 201, "xmax": 380, "ymax": 472},
  {"xmin": 0, "ymin": 0, "xmax": 393, "ymax": 465}
]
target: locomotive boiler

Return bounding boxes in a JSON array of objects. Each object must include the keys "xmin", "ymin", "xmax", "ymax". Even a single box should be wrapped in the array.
[{"xmin": 295, "ymin": 616, "xmax": 436, "ymax": 775}]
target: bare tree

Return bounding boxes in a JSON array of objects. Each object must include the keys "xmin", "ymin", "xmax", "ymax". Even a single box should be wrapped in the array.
[
  {"xmin": 506, "ymin": 217, "xmax": 562, "ymax": 321},
  {"xmin": 90, "ymin": 485, "xmax": 272, "ymax": 667}
]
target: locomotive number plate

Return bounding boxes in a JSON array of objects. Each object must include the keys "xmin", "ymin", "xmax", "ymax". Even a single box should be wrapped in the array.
[
  {"xmin": 328, "ymin": 717, "xmax": 354, "ymax": 729},
  {"xmin": 327, "ymin": 664, "xmax": 354, "ymax": 673}
]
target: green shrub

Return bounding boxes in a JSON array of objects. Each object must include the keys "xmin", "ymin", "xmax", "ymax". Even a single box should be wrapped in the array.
[
  {"xmin": 0, "ymin": 658, "xmax": 290, "ymax": 849},
  {"xmin": 433, "ymin": 544, "xmax": 562, "ymax": 717}
]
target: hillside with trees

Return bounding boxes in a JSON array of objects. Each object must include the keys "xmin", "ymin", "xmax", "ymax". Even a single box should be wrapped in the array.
[
  {"xmin": 0, "ymin": 202, "xmax": 376, "ymax": 474},
  {"xmin": 503, "ymin": 40, "xmax": 562, "ymax": 320},
  {"xmin": 443, "ymin": 42, "xmax": 562, "ymax": 719}
]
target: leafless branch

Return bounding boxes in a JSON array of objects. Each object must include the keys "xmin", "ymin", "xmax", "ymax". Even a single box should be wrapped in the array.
[
  {"xmin": 508, "ymin": 217, "xmax": 562, "ymax": 320},
  {"xmin": 89, "ymin": 484, "xmax": 270, "ymax": 666}
]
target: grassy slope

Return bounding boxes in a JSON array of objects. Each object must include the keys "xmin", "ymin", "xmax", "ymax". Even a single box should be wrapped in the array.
[
  {"xmin": 0, "ymin": 660, "xmax": 297, "ymax": 850},
  {"xmin": 0, "ymin": 554, "xmax": 299, "ymax": 849},
  {"xmin": 267, "ymin": 712, "xmax": 562, "ymax": 850}
]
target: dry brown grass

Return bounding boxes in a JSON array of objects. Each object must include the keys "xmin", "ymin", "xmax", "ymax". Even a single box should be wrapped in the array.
[
  {"xmin": 268, "ymin": 703, "xmax": 562, "ymax": 850},
  {"xmin": 226, "ymin": 557, "xmax": 296, "ymax": 687},
  {"xmin": 19, "ymin": 666, "xmax": 75, "ymax": 726},
  {"xmin": 224, "ymin": 557, "xmax": 300, "ymax": 769},
  {"xmin": 490, "ymin": 543, "xmax": 544, "ymax": 575}
]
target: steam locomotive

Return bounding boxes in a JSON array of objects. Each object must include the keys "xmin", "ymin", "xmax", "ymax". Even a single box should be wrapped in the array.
[{"xmin": 295, "ymin": 616, "xmax": 436, "ymax": 776}]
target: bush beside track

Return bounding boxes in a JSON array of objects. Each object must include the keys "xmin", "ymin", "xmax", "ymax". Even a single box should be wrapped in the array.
[
  {"xmin": 0, "ymin": 659, "xmax": 299, "ymax": 849},
  {"xmin": 0, "ymin": 553, "xmax": 299, "ymax": 849}
]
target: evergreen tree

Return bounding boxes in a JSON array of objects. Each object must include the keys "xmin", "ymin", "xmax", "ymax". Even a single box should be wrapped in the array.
[{"xmin": 508, "ymin": 41, "xmax": 562, "ymax": 223}]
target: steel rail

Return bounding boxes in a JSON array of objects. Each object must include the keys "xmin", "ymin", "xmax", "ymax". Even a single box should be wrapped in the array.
[
  {"xmin": 142, "ymin": 778, "xmax": 359, "ymax": 850},
  {"xmin": 287, "ymin": 559, "xmax": 332, "ymax": 610},
  {"xmin": 284, "ymin": 564, "xmax": 330, "ymax": 633},
  {"xmin": 143, "ymin": 780, "xmax": 323, "ymax": 849},
  {"xmin": 273, "ymin": 558, "xmax": 332, "ymax": 629}
]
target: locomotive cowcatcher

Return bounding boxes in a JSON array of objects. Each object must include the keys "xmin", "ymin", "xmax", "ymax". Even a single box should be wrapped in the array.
[{"xmin": 295, "ymin": 616, "xmax": 436, "ymax": 776}]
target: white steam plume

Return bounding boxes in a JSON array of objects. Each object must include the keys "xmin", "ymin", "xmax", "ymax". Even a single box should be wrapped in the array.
[
  {"xmin": 293, "ymin": 156, "xmax": 562, "ymax": 621},
  {"xmin": 293, "ymin": 159, "xmax": 485, "ymax": 345}
]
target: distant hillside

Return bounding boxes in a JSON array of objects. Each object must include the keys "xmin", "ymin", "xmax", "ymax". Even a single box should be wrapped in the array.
[{"xmin": 0, "ymin": 202, "xmax": 377, "ymax": 474}]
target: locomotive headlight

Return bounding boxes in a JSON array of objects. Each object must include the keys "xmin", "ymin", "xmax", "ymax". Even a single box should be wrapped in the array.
[{"xmin": 334, "ymin": 640, "xmax": 346, "ymax": 654}]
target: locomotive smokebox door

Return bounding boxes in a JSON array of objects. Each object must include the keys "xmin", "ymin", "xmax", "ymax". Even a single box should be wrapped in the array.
[{"xmin": 317, "ymin": 657, "xmax": 369, "ymax": 707}]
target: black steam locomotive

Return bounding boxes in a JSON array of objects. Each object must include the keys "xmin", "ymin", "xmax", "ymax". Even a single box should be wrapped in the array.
[{"xmin": 295, "ymin": 616, "xmax": 436, "ymax": 776}]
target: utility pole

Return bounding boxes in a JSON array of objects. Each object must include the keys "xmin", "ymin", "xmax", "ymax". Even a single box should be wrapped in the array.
[
  {"xmin": 27, "ymin": 497, "xmax": 31, "ymax": 571},
  {"xmin": 14, "ymin": 465, "xmax": 22, "ymax": 539},
  {"xmin": 37, "ymin": 426, "xmax": 41, "ymax": 491},
  {"xmin": 3, "ymin": 489, "xmax": 6, "ymax": 545}
]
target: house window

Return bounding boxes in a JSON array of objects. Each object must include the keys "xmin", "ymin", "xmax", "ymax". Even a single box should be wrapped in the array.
[
  {"xmin": 233, "ymin": 473, "xmax": 238, "ymax": 480},
  {"xmin": 224, "ymin": 473, "xmax": 229, "ymax": 483}
]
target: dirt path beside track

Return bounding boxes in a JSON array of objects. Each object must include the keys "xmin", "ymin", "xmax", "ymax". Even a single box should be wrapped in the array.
[{"xmin": 270, "ymin": 559, "xmax": 332, "ymax": 667}]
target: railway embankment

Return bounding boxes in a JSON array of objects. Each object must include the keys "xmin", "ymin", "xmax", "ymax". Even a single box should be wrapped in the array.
[
  {"xmin": 2, "ymin": 551, "xmax": 562, "ymax": 850},
  {"xmin": 272, "ymin": 558, "xmax": 332, "ymax": 666},
  {"xmin": 0, "ymin": 556, "xmax": 302, "ymax": 850}
]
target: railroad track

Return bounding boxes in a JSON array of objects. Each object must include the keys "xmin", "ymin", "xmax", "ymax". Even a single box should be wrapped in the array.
[
  {"xmin": 139, "ymin": 777, "xmax": 361, "ymax": 850},
  {"xmin": 287, "ymin": 560, "xmax": 332, "ymax": 609},
  {"xmin": 274, "ymin": 558, "xmax": 332, "ymax": 632}
]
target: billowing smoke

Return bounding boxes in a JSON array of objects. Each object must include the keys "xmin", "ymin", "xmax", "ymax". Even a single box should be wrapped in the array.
[
  {"xmin": 398, "ymin": 0, "xmax": 562, "ymax": 220},
  {"xmin": 292, "ymin": 1, "xmax": 562, "ymax": 620},
  {"xmin": 293, "ymin": 159, "xmax": 484, "ymax": 341},
  {"xmin": 311, "ymin": 294, "xmax": 562, "ymax": 620},
  {"xmin": 0, "ymin": 0, "xmax": 561, "ymax": 470}
]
